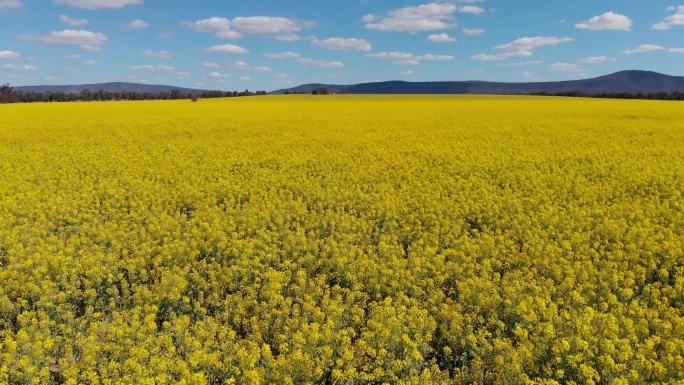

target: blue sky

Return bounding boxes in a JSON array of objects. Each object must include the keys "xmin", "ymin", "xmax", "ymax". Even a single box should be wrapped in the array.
[{"xmin": 1, "ymin": 0, "xmax": 683, "ymax": 91}]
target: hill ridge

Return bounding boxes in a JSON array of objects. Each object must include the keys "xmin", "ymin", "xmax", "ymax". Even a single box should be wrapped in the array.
[{"xmin": 271, "ymin": 70, "xmax": 684, "ymax": 95}]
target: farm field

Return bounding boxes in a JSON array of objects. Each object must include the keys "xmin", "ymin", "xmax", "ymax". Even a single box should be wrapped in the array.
[{"xmin": 1, "ymin": 95, "xmax": 684, "ymax": 384}]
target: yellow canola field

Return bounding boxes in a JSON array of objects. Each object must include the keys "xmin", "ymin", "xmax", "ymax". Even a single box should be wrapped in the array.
[{"xmin": 1, "ymin": 95, "xmax": 684, "ymax": 384}]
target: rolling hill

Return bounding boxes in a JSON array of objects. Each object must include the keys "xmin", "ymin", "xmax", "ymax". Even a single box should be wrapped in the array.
[
  {"xmin": 270, "ymin": 71, "xmax": 684, "ymax": 95},
  {"xmin": 15, "ymin": 82, "xmax": 214, "ymax": 94}
]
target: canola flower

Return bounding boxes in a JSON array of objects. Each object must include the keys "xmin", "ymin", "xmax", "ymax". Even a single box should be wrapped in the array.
[{"xmin": 1, "ymin": 95, "xmax": 684, "ymax": 384}]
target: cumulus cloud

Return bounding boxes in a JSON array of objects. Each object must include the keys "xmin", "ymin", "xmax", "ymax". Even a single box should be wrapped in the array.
[
  {"xmin": 577, "ymin": 56, "xmax": 615, "ymax": 64},
  {"xmin": 59, "ymin": 14, "xmax": 88, "ymax": 26},
  {"xmin": 622, "ymin": 44, "xmax": 666, "ymax": 54},
  {"xmin": 361, "ymin": 14, "xmax": 377, "ymax": 23},
  {"xmin": 462, "ymin": 28, "xmax": 486, "ymax": 36},
  {"xmin": 669, "ymin": 48, "xmax": 684, "ymax": 53},
  {"xmin": 575, "ymin": 12, "xmax": 632, "ymax": 31},
  {"xmin": 180, "ymin": 17, "xmax": 240, "ymax": 39},
  {"xmin": 142, "ymin": 50, "xmax": 172, "ymax": 59},
  {"xmin": 499, "ymin": 61, "xmax": 542, "ymax": 67},
  {"xmin": 17, "ymin": 29, "xmax": 108, "ymax": 51},
  {"xmin": 427, "ymin": 33, "xmax": 456, "ymax": 42},
  {"xmin": 207, "ymin": 72, "xmax": 229, "ymax": 78},
  {"xmin": 1, "ymin": 64, "xmax": 37, "ymax": 71},
  {"xmin": 313, "ymin": 37, "xmax": 372, "ymax": 51},
  {"xmin": 53, "ymin": 0, "xmax": 142, "ymax": 10},
  {"xmin": 549, "ymin": 63, "xmax": 582, "ymax": 71},
  {"xmin": 253, "ymin": 66, "xmax": 271, "ymax": 72},
  {"xmin": 365, "ymin": 51, "xmax": 454, "ymax": 65},
  {"xmin": 298, "ymin": 58, "xmax": 345, "ymax": 68},
  {"xmin": 365, "ymin": 2, "xmax": 458, "ymax": 32},
  {"xmin": 125, "ymin": 64, "xmax": 175, "ymax": 71},
  {"xmin": 458, "ymin": 5, "xmax": 484, "ymax": 15},
  {"xmin": 275, "ymin": 33, "xmax": 315, "ymax": 42},
  {"xmin": 0, "ymin": 50, "xmax": 21, "ymax": 59},
  {"xmin": 232, "ymin": 16, "xmax": 306, "ymax": 34},
  {"xmin": 204, "ymin": 44, "xmax": 249, "ymax": 54},
  {"xmin": 652, "ymin": 6, "xmax": 684, "ymax": 30},
  {"xmin": 263, "ymin": 51, "xmax": 300, "ymax": 59},
  {"xmin": 182, "ymin": 16, "xmax": 309, "ymax": 39},
  {"xmin": 399, "ymin": 70, "xmax": 414, "ymax": 75},
  {"xmin": 83, "ymin": 59, "xmax": 96, "ymax": 65},
  {"xmin": 239, "ymin": 76, "xmax": 252, "ymax": 81},
  {"xmin": 122, "ymin": 20, "xmax": 149, "ymax": 30},
  {"xmin": 472, "ymin": 36, "xmax": 574, "ymax": 61},
  {"xmin": 64, "ymin": 54, "xmax": 81, "ymax": 59},
  {"xmin": 202, "ymin": 62, "xmax": 220, "ymax": 68},
  {"xmin": 0, "ymin": 0, "xmax": 23, "ymax": 13}
]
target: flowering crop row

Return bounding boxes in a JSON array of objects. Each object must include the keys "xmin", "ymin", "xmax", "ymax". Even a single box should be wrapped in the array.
[{"xmin": 1, "ymin": 95, "xmax": 684, "ymax": 384}]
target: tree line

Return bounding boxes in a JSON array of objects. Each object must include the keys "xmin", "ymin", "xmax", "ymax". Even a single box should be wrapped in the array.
[
  {"xmin": 0, "ymin": 83, "xmax": 267, "ymax": 103},
  {"xmin": 526, "ymin": 89, "xmax": 684, "ymax": 100}
]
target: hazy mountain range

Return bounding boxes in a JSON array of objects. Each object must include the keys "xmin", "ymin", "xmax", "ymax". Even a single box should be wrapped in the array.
[
  {"xmin": 12, "ymin": 71, "xmax": 684, "ymax": 96},
  {"xmin": 271, "ymin": 71, "xmax": 684, "ymax": 95},
  {"xmin": 15, "ymin": 82, "xmax": 211, "ymax": 94}
]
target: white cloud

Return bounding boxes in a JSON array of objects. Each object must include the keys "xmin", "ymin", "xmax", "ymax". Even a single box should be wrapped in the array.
[
  {"xmin": 652, "ymin": 6, "xmax": 684, "ymax": 30},
  {"xmin": 83, "ymin": 59, "xmax": 96, "ymax": 65},
  {"xmin": 577, "ymin": 56, "xmax": 615, "ymax": 64},
  {"xmin": 17, "ymin": 29, "xmax": 108, "ymax": 51},
  {"xmin": 298, "ymin": 58, "xmax": 345, "ymax": 68},
  {"xmin": 418, "ymin": 54, "xmax": 455, "ymax": 60},
  {"xmin": 1, "ymin": 64, "xmax": 37, "ymax": 71},
  {"xmin": 549, "ymin": 63, "xmax": 582, "ymax": 71},
  {"xmin": 669, "ymin": 48, "xmax": 684, "ymax": 53},
  {"xmin": 622, "ymin": 44, "xmax": 666, "ymax": 54},
  {"xmin": 458, "ymin": 5, "xmax": 484, "ymax": 15},
  {"xmin": 495, "ymin": 36, "xmax": 575, "ymax": 52},
  {"xmin": 500, "ymin": 61, "xmax": 542, "ymax": 67},
  {"xmin": 125, "ymin": 65, "xmax": 175, "ymax": 71},
  {"xmin": 24, "ymin": 56, "xmax": 37, "ymax": 62},
  {"xmin": 64, "ymin": 54, "xmax": 81, "ymax": 59},
  {"xmin": 275, "ymin": 33, "xmax": 314, "ymax": 42},
  {"xmin": 142, "ymin": 50, "xmax": 172, "ymax": 59},
  {"xmin": 394, "ymin": 59, "xmax": 421, "ymax": 65},
  {"xmin": 365, "ymin": 51, "xmax": 415, "ymax": 59},
  {"xmin": 53, "ymin": 0, "xmax": 142, "ymax": 10},
  {"xmin": 202, "ymin": 62, "xmax": 220, "ymax": 68},
  {"xmin": 232, "ymin": 16, "xmax": 305, "ymax": 34},
  {"xmin": 59, "ymin": 14, "xmax": 88, "ymax": 26},
  {"xmin": 472, "ymin": 36, "xmax": 574, "ymax": 61},
  {"xmin": 575, "ymin": 12, "xmax": 632, "ymax": 31},
  {"xmin": 239, "ymin": 76, "xmax": 252, "ymax": 81},
  {"xmin": 182, "ymin": 16, "xmax": 309, "ymax": 39},
  {"xmin": 276, "ymin": 73, "xmax": 288, "ymax": 78},
  {"xmin": 365, "ymin": 2, "xmax": 458, "ymax": 32},
  {"xmin": 0, "ymin": 0, "xmax": 23, "ymax": 13},
  {"xmin": 207, "ymin": 72, "xmax": 229, "ymax": 78},
  {"xmin": 263, "ymin": 51, "xmax": 300, "ymax": 59},
  {"xmin": 361, "ymin": 14, "xmax": 377, "ymax": 23},
  {"xmin": 204, "ymin": 44, "xmax": 249, "ymax": 54},
  {"xmin": 180, "ymin": 17, "xmax": 240, "ymax": 38},
  {"xmin": 227, "ymin": 61, "xmax": 250, "ymax": 70},
  {"xmin": 313, "ymin": 37, "xmax": 372, "ymax": 51},
  {"xmin": 0, "ymin": 50, "xmax": 21, "ymax": 59},
  {"xmin": 399, "ymin": 70, "xmax": 414, "ymax": 75},
  {"xmin": 462, "ymin": 28, "xmax": 486, "ymax": 36},
  {"xmin": 254, "ymin": 66, "xmax": 271, "ymax": 72},
  {"xmin": 366, "ymin": 51, "xmax": 454, "ymax": 65},
  {"xmin": 122, "ymin": 20, "xmax": 149, "ymax": 30},
  {"xmin": 427, "ymin": 33, "xmax": 456, "ymax": 42}
]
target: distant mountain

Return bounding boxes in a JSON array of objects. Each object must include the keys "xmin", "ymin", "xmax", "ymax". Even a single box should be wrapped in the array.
[
  {"xmin": 270, "ymin": 71, "xmax": 684, "ymax": 95},
  {"xmin": 15, "ymin": 82, "xmax": 214, "ymax": 94}
]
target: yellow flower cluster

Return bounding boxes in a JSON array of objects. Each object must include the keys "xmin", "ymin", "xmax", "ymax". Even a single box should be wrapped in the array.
[{"xmin": 1, "ymin": 95, "xmax": 684, "ymax": 384}]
